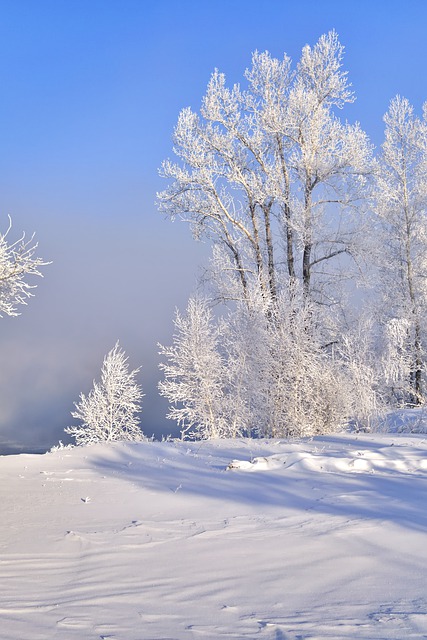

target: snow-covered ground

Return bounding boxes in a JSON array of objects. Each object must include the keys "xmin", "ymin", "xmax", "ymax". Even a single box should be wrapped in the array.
[{"xmin": 1, "ymin": 433, "xmax": 427, "ymax": 639}]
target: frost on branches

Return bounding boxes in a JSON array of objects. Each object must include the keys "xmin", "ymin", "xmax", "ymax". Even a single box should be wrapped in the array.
[
  {"xmin": 65, "ymin": 342, "xmax": 145, "ymax": 445},
  {"xmin": 158, "ymin": 30, "xmax": 373, "ymax": 315},
  {"xmin": 0, "ymin": 216, "xmax": 48, "ymax": 317},
  {"xmin": 158, "ymin": 292, "xmax": 356, "ymax": 440}
]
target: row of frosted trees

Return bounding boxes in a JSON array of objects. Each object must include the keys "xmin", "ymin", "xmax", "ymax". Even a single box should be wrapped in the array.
[{"xmin": 156, "ymin": 31, "xmax": 427, "ymax": 440}]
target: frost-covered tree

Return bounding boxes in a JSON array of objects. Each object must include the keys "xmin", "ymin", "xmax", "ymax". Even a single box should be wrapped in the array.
[
  {"xmin": 158, "ymin": 31, "xmax": 373, "ymax": 320},
  {"xmin": 373, "ymin": 96, "xmax": 427, "ymax": 405},
  {"xmin": 65, "ymin": 342, "xmax": 144, "ymax": 445},
  {"xmin": 0, "ymin": 216, "xmax": 48, "ymax": 316},
  {"xmin": 159, "ymin": 289, "xmax": 352, "ymax": 439},
  {"xmin": 158, "ymin": 297, "xmax": 232, "ymax": 439}
]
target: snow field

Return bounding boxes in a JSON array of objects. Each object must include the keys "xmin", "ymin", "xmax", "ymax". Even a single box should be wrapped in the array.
[{"xmin": 0, "ymin": 434, "xmax": 427, "ymax": 639}]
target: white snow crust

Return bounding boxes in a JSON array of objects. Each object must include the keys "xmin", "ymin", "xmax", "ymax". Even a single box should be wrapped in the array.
[{"xmin": 1, "ymin": 433, "xmax": 427, "ymax": 639}]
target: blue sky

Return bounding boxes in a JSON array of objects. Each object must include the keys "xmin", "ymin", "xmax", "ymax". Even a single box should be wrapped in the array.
[{"xmin": 0, "ymin": 0, "xmax": 426, "ymax": 451}]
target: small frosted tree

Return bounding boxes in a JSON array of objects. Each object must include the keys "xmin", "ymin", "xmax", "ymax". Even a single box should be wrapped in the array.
[
  {"xmin": 337, "ymin": 316, "xmax": 383, "ymax": 430},
  {"xmin": 380, "ymin": 317, "xmax": 416, "ymax": 407},
  {"xmin": 0, "ymin": 215, "xmax": 48, "ymax": 316},
  {"xmin": 65, "ymin": 342, "xmax": 144, "ymax": 445},
  {"xmin": 158, "ymin": 297, "xmax": 230, "ymax": 439}
]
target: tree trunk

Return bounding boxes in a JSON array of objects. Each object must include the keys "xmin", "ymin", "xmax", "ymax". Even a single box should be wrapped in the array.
[{"xmin": 302, "ymin": 182, "xmax": 313, "ymax": 301}]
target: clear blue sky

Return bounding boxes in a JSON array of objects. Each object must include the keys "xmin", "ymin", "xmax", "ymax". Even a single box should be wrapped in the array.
[{"xmin": 0, "ymin": 0, "xmax": 426, "ymax": 451}]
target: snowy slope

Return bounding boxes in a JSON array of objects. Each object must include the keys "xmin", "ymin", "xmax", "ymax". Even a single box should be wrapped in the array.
[{"xmin": 1, "ymin": 434, "xmax": 427, "ymax": 639}]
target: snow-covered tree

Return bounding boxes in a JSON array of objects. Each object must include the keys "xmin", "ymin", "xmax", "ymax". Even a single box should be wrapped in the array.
[
  {"xmin": 0, "ymin": 216, "xmax": 48, "ymax": 317},
  {"xmin": 158, "ymin": 31, "xmax": 373, "ymax": 320},
  {"xmin": 65, "ymin": 342, "xmax": 144, "ymax": 445},
  {"xmin": 158, "ymin": 297, "xmax": 232, "ymax": 439},
  {"xmin": 373, "ymin": 96, "xmax": 427, "ymax": 405}
]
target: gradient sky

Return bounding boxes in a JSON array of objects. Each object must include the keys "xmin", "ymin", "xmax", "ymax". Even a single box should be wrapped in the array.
[{"xmin": 0, "ymin": 0, "xmax": 426, "ymax": 452}]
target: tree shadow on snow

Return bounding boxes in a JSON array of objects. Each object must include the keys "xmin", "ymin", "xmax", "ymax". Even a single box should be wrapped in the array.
[{"xmin": 87, "ymin": 438, "xmax": 427, "ymax": 535}]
